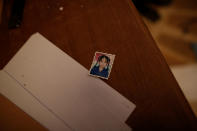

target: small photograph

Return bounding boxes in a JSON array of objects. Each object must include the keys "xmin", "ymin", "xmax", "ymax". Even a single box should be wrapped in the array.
[{"xmin": 89, "ymin": 52, "xmax": 115, "ymax": 79}]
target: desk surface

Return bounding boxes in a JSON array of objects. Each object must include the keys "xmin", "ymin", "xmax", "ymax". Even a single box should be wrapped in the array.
[{"xmin": 0, "ymin": 0, "xmax": 196, "ymax": 130}]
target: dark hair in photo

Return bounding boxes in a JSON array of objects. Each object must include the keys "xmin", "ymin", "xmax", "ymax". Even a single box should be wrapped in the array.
[{"xmin": 97, "ymin": 55, "xmax": 110, "ymax": 64}]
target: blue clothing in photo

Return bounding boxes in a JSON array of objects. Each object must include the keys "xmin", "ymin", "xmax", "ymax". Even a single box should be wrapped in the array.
[{"xmin": 90, "ymin": 66, "xmax": 109, "ymax": 78}]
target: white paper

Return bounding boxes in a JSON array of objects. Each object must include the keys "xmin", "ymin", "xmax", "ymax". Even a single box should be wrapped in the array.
[
  {"xmin": 0, "ymin": 70, "xmax": 72, "ymax": 131},
  {"xmin": 3, "ymin": 33, "xmax": 135, "ymax": 130}
]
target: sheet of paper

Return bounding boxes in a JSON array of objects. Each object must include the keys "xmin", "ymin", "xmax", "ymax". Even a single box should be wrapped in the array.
[
  {"xmin": 3, "ymin": 33, "xmax": 135, "ymax": 130},
  {"xmin": 0, "ymin": 70, "xmax": 72, "ymax": 131}
]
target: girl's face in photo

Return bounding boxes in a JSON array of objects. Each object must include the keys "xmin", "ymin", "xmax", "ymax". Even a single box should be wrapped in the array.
[{"xmin": 99, "ymin": 57, "xmax": 108, "ymax": 69}]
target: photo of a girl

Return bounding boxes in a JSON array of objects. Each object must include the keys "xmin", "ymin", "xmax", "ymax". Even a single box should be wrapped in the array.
[{"xmin": 89, "ymin": 52, "xmax": 115, "ymax": 79}]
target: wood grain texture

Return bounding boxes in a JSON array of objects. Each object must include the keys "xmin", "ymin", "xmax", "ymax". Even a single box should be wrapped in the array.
[
  {"xmin": 0, "ymin": 0, "xmax": 196, "ymax": 130},
  {"xmin": 0, "ymin": 0, "xmax": 3, "ymax": 23},
  {"xmin": 0, "ymin": 94, "xmax": 47, "ymax": 130}
]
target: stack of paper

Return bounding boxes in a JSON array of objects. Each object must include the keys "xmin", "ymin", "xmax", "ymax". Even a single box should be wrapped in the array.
[{"xmin": 0, "ymin": 33, "xmax": 135, "ymax": 131}]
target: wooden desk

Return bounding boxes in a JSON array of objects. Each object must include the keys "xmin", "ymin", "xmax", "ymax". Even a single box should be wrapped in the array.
[{"xmin": 0, "ymin": 0, "xmax": 196, "ymax": 130}]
